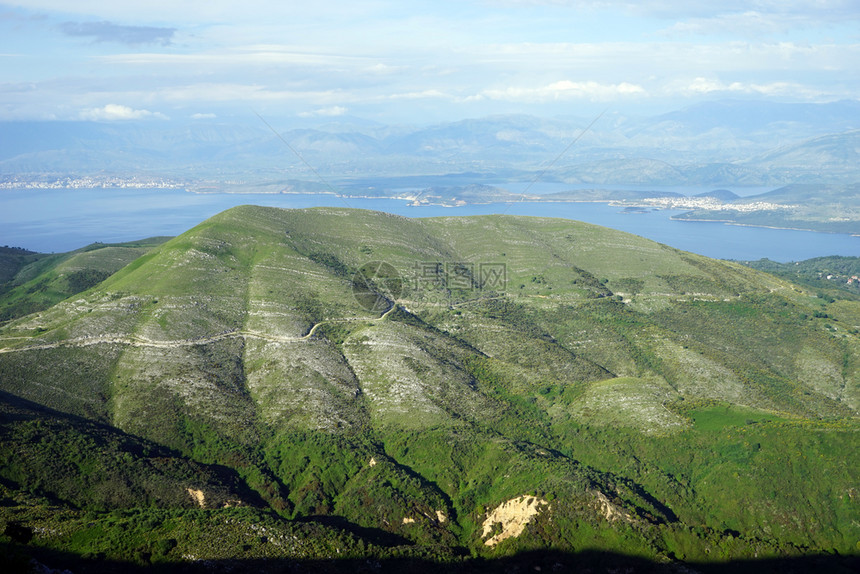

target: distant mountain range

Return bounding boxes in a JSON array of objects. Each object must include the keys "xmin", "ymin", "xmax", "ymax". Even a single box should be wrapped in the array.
[{"xmin": 3, "ymin": 99, "xmax": 860, "ymax": 186}]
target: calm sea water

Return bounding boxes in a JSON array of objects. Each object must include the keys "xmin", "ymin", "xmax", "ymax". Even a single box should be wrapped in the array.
[{"xmin": 1, "ymin": 188, "xmax": 858, "ymax": 262}]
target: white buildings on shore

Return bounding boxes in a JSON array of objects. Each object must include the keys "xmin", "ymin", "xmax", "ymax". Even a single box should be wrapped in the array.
[{"xmin": 621, "ymin": 196, "xmax": 795, "ymax": 213}]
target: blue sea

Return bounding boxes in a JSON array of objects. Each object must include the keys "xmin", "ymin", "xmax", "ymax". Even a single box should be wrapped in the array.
[{"xmin": 1, "ymin": 187, "xmax": 858, "ymax": 262}]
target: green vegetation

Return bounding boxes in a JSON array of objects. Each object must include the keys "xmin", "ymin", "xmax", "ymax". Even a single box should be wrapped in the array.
[
  {"xmin": 740, "ymin": 256, "xmax": 860, "ymax": 299},
  {"xmin": 0, "ymin": 246, "xmax": 40, "ymax": 284},
  {"xmin": 0, "ymin": 206, "xmax": 857, "ymax": 571},
  {"xmin": 683, "ymin": 403, "xmax": 787, "ymax": 431},
  {"xmin": 0, "ymin": 237, "xmax": 169, "ymax": 322}
]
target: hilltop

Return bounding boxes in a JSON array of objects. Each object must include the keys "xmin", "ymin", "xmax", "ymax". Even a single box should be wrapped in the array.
[
  {"xmin": 0, "ymin": 206, "xmax": 857, "ymax": 571},
  {"xmin": 694, "ymin": 189, "xmax": 739, "ymax": 201}
]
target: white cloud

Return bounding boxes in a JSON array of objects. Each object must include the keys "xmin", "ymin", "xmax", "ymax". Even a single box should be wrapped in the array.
[
  {"xmin": 298, "ymin": 106, "xmax": 348, "ymax": 117},
  {"xmin": 365, "ymin": 63, "xmax": 404, "ymax": 75},
  {"xmin": 661, "ymin": 10, "xmax": 819, "ymax": 37},
  {"xmin": 679, "ymin": 77, "xmax": 824, "ymax": 98},
  {"xmin": 7, "ymin": 1, "xmax": 381, "ymax": 25},
  {"xmin": 383, "ymin": 89, "xmax": 450, "ymax": 101},
  {"xmin": 499, "ymin": 1, "xmax": 860, "ymax": 25},
  {"xmin": 154, "ymin": 83, "xmax": 345, "ymax": 104},
  {"xmin": 79, "ymin": 104, "xmax": 167, "ymax": 120},
  {"xmin": 101, "ymin": 49, "xmax": 368, "ymax": 68},
  {"xmin": 59, "ymin": 20, "xmax": 175, "ymax": 45},
  {"xmin": 480, "ymin": 80, "xmax": 646, "ymax": 102},
  {"xmin": 4, "ymin": 1, "xmax": 859, "ymax": 121},
  {"xmin": 190, "ymin": 112, "xmax": 217, "ymax": 119}
]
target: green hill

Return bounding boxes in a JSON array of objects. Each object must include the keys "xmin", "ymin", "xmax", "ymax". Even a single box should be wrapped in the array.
[
  {"xmin": 0, "ymin": 206, "xmax": 857, "ymax": 571},
  {"xmin": 0, "ymin": 237, "xmax": 170, "ymax": 322},
  {"xmin": 0, "ymin": 246, "xmax": 41, "ymax": 285}
]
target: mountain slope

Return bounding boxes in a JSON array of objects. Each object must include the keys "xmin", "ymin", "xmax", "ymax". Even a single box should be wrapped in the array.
[
  {"xmin": 0, "ymin": 206, "xmax": 857, "ymax": 569},
  {"xmin": 747, "ymin": 129, "xmax": 860, "ymax": 180},
  {"xmin": 0, "ymin": 391, "xmax": 255, "ymax": 510},
  {"xmin": 0, "ymin": 237, "xmax": 169, "ymax": 321}
]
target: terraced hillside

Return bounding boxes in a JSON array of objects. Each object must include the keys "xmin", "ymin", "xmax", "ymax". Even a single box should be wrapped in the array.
[{"xmin": 0, "ymin": 206, "xmax": 857, "ymax": 571}]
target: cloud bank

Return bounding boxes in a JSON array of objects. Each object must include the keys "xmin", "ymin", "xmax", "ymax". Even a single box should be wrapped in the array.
[
  {"xmin": 1, "ymin": 1, "xmax": 857, "ymax": 122},
  {"xmin": 60, "ymin": 20, "xmax": 175, "ymax": 45},
  {"xmin": 299, "ymin": 106, "xmax": 349, "ymax": 117},
  {"xmin": 79, "ymin": 104, "xmax": 168, "ymax": 121}
]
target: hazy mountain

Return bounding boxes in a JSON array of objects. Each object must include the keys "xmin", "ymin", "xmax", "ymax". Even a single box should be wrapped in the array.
[
  {"xmin": 747, "ymin": 182, "xmax": 860, "ymax": 203},
  {"xmin": 3, "ymin": 100, "xmax": 860, "ymax": 185},
  {"xmin": 646, "ymin": 99, "xmax": 860, "ymax": 136},
  {"xmin": 0, "ymin": 206, "xmax": 857, "ymax": 570},
  {"xmin": 379, "ymin": 114, "xmax": 573, "ymax": 159},
  {"xmin": 745, "ymin": 129, "xmax": 860, "ymax": 182},
  {"xmin": 694, "ymin": 189, "xmax": 740, "ymax": 201}
]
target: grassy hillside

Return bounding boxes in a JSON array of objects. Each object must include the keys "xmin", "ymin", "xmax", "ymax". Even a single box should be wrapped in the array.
[
  {"xmin": 0, "ymin": 247, "xmax": 41, "ymax": 284},
  {"xmin": 0, "ymin": 391, "xmax": 255, "ymax": 510},
  {"xmin": 740, "ymin": 256, "xmax": 860, "ymax": 299},
  {"xmin": 0, "ymin": 206, "xmax": 857, "ymax": 571},
  {"xmin": 0, "ymin": 237, "xmax": 169, "ymax": 322}
]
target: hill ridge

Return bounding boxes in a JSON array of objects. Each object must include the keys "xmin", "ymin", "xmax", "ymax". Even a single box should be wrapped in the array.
[{"xmin": 0, "ymin": 205, "xmax": 857, "ymax": 567}]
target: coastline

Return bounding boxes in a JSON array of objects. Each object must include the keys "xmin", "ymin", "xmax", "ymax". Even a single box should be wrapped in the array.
[{"xmin": 670, "ymin": 215, "xmax": 859, "ymax": 236}]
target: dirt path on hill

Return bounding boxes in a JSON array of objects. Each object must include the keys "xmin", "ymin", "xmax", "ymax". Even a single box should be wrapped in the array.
[{"xmin": 0, "ymin": 305, "xmax": 398, "ymax": 354}]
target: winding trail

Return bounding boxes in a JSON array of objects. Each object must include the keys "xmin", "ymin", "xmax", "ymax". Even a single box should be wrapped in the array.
[{"xmin": 0, "ymin": 305, "xmax": 398, "ymax": 355}]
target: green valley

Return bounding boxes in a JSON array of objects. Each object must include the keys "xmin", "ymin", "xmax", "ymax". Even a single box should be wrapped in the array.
[{"xmin": 0, "ymin": 206, "xmax": 857, "ymax": 572}]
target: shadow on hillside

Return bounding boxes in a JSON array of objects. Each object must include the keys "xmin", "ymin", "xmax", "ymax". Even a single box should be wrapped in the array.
[
  {"xmin": 0, "ymin": 390, "xmax": 268, "ymax": 509},
  {"xmin": 300, "ymin": 514, "xmax": 415, "ymax": 548},
  {"xmin": 3, "ymin": 543, "xmax": 858, "ymax": 574}
]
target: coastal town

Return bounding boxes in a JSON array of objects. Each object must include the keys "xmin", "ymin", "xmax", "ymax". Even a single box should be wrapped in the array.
[
  {"xmin": 0, "ymin": 175, "xmax": 183, "ymax": 189},
  {"xmin": 616, "ymin": 195, "xmax": 796, "ymax": 213}
]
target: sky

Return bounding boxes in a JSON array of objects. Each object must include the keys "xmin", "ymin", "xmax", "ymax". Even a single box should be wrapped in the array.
[{"xmin": 2, "ymin": 1, "xmax": 859, "ymax": 124}]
